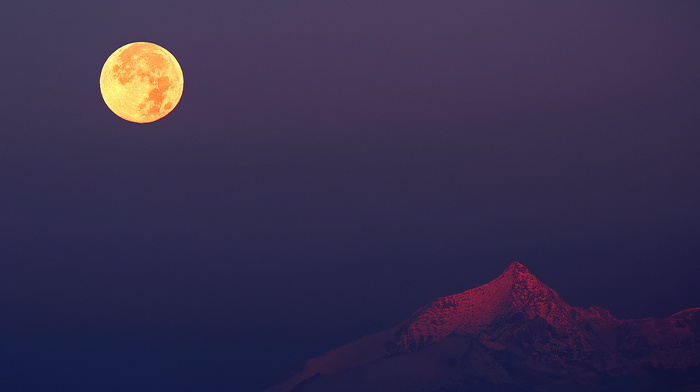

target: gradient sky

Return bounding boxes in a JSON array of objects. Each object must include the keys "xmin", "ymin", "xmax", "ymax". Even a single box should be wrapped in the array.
[{"xmin": 1, "ymin": 1, "xmax": 699, "ymax": 391}]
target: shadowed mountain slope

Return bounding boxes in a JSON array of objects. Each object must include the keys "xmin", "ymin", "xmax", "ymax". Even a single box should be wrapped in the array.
[{"xmin": 267, "ymin": 263, "xmax": 700, "ymax": 392}]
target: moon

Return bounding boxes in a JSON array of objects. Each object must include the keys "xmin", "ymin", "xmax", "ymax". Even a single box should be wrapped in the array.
[{"xmin": 100, "ymin": 42, "xmax": 183, "ymax": 123}]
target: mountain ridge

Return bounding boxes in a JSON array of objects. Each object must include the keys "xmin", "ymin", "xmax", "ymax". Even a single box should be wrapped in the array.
[
  {"xmin": 268, "ymin": 263, "xmax": 700, "ymax": 392},
  {"xmin": 394, "ymin": 262, "xmax": 618, "ymax": 355}
]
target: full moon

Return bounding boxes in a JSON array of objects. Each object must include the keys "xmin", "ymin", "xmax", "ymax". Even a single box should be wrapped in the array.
[{"xmin": 100, "ymin": 42, "xmax": 183, "ymax": 123}]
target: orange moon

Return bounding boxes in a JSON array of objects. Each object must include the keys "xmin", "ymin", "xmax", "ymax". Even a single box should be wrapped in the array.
[{"xmin": 100, "ymin": 42, "xmax": 183, "ymax": 123}]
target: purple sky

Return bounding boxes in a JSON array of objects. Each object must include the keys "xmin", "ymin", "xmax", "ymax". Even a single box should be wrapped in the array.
[{"xmin": 1, "ymin": 1, "xmax": 699, "ymax": 391}]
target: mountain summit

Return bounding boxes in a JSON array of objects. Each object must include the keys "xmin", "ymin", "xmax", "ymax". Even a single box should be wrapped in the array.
[
  {"xmin": 269, "ymin": 263, "xmax": 700, "ymax": 392},
  {"xmin": 395, "ymin": 262, "xmax": 617, "ymax": 358}
]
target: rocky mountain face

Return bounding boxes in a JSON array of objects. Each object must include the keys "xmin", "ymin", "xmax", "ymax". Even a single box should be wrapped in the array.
[{"xmin": 268, "ymin": 263, "xmax": 700, "ymax": 392}]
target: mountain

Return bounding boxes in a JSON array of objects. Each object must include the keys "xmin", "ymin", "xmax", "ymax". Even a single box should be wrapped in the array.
[{"xmin": 267, "ymin": 263, "xmax": 700, "ymax": 392}]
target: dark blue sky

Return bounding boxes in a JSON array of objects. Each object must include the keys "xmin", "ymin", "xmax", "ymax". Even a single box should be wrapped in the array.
[{"xmin": 1, "ymin": 1, "xmax": 699, "ymax": 391}]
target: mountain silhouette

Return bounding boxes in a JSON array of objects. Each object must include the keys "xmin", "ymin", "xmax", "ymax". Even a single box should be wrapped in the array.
[{"xmin": 267, "ymin": 263, "xmax": 700, "ymax": 392}]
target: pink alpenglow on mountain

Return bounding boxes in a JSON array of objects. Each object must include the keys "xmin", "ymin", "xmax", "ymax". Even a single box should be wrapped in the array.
[{"xmin": 268, "ymin": 263, "xmax": 700, "ymax": 392}]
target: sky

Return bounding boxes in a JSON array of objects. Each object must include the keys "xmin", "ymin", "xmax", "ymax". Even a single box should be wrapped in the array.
[{"xmin": 1, "ymin": 1, "xmax": 699, "ymax": 391}]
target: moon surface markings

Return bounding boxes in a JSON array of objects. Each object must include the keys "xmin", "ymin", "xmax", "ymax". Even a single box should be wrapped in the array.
[{"xmin": 100, "ymin": 42, "xmax": 183, "ymax": 123}]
